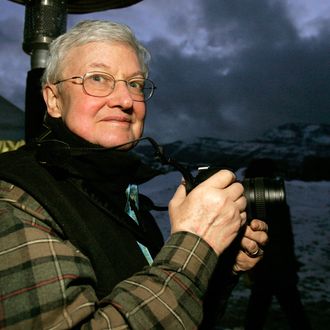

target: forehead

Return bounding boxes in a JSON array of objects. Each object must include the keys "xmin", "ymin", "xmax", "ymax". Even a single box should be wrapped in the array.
[{"xmin": 62, "ymin": 41, "xmax": 142, "ymax": 76}]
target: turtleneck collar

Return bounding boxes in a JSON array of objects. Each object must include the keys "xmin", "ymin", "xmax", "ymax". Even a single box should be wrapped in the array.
[{"xmin": 34, "ymin": 115, "xmax": 161, "ymax": 186}]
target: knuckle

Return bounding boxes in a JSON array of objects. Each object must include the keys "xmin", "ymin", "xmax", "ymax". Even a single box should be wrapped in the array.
[
  {"xmin": 219, "ymin": 169, "xmax": 236, "ymax": 182},
  {"xmin": 245, "ymin": 239, "xmax": 257, "ymax": 251}
]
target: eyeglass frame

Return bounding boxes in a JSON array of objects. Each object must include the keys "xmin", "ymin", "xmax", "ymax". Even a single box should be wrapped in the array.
[{"xmin": 53, "ymin": 71, "xmax": 156, "ymax": 102}]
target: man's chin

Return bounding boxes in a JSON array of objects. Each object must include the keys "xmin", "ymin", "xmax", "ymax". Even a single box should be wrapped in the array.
[{"xmin": 99, "ymin": 137, "xmax": 139, "ymax": 150}]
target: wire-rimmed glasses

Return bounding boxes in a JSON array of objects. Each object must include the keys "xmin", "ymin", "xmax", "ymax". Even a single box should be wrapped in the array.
[{"xmin": 54, "ymin": 71, "xmax": 156, "ymax": 102}]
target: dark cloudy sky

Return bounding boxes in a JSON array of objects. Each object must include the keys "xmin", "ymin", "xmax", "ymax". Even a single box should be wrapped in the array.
[{"xmin": 1, "ymin": 0, "xmax": 329, "ymax": 143}]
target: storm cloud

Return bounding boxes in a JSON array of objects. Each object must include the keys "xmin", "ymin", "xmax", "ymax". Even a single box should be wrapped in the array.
[{"xmin": 1, "ymin": 0, "xmax": 329, "ymax": 142}]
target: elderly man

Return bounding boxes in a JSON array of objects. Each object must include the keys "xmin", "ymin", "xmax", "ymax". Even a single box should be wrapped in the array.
[{"xmin": 0, "ymin": 20, "xmax": 267, "ymax": 329}]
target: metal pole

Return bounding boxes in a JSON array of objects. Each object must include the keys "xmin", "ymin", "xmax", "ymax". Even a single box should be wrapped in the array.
[{"xmin": 23, "ymin": 0, "xmax": 68, "ymax": 140}]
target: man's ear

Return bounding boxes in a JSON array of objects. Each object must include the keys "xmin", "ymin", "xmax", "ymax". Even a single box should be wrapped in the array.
[{"xmin": 43, "ymin": 85, "xmax": 62, "ymax": 118}]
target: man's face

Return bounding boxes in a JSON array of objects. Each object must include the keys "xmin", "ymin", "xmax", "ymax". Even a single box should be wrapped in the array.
[{"xmin": 44, "ymin": 41, "xmax": 146, "ymax": 149}]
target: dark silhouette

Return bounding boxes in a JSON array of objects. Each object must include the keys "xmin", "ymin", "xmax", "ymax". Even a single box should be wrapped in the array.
[{"xmin": 243, "ymin": 159, "xmax": 312, "ymax": 330}]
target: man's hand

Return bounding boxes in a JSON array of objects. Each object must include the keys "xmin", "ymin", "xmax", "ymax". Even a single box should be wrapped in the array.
[
  {"xmin": 232, "ymin": 219, "xmax": 268, "ymax": 274},
  {"xmin": 169, "ymin": 170, "xmax": 247, "ymax": 255}
]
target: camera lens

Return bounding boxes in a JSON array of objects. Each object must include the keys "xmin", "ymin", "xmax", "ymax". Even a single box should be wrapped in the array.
[{"xmin": 242, "ymin": 177, "xmax": 286, "ymax": 221}]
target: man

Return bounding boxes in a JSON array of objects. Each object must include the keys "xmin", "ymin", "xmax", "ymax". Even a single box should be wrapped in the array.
[{"xmin": 0, "ymin": 20, "xmax": 267, "ymax": 329}]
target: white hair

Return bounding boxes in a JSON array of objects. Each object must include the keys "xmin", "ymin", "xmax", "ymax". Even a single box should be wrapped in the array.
[{"xmin": 42, "ymin": 20, "xmax": 151, "ymax": 86}]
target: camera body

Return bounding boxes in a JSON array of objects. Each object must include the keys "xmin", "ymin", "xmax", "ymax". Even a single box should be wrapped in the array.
[{"xmin": 192, "ymin": 166, "xmax": 286, "ymax": 222}]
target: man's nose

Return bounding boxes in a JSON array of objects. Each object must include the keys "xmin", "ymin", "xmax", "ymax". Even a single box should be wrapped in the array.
[{"xmin": 108, "ymin": 80, "xmax": 134, "ymax": 108}]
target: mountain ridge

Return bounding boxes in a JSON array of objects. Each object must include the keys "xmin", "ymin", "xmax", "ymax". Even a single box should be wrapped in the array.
[{"xmin": 135, "ymin": 123, "xmax": 330, "ymax": 180}]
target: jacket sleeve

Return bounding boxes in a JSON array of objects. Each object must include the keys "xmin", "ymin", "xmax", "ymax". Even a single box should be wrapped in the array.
[{"xmin": 0, "ymin": 181, "xmax": 218, "ymax": 329}]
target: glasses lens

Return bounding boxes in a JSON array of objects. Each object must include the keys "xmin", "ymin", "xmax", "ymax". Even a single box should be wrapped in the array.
[
  {"xmin": 143, "ymin": 79, "xmax": 155, "ymax": 101},
  {"xmin": 82, "ymin": 72, "xmax": 155, "ymax": 101},
  {"xmin": 83, "ymin": 72, "xmax": 114, "ymax": 97},
  {"xmin": 128, "ymin": 78, "xmax": 154, "ymax": 101}
]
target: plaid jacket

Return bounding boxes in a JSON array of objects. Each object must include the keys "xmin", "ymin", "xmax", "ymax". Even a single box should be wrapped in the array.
[{"xmin": 0, "ymin": 180, "xmax": 218, "ymax": 329}]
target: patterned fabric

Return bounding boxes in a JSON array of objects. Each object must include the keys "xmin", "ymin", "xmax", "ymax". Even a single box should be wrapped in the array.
[{"xmin": 0, "ymin": 180, "xmax": 218, "ymax": 329}]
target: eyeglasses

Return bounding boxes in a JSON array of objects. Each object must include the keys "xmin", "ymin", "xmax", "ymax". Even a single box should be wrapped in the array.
[{"xmin": 54, "ymin": 71, "xmax": 156, "ymax": 102}]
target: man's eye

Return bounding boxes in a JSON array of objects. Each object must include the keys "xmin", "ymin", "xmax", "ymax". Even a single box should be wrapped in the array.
[
  {"xmin": 90, "ymin": 74, "xmax": 106, "ymax": 83},
  {"xmin": 129, "ymin": 80, "xmax": 144, "ymax": 90}
]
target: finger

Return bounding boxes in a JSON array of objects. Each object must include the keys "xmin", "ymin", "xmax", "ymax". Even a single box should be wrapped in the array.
[
  {"xmin": 243, "ymin": 226, "xmax": 268, "ymax": 246},
  {"xmin": 241, "ymin": 236, "xmax": 259, "ymax": 253},
  {"xmin": 240, "ymin": 236, "xmax": 264, "ymax": 257},
  {"xmin": 245, "ymin": 247, "xmax": 264, "ymax": 258},
  {"xmin": 199, "ymin": 169, "xmax": 236, "ymax": 190},
  {"xmin": 225, "ymin": 181, "xmax": 245, "ymax": 202},
  {"xmin": 240, "ymin": 211, "xmax": 247, "ymax": 226},
  {"xmin": 233, "ymin": 250, "xmax": 261, "ymax": 273},
  {"xmin": 250, "ymin": 219, "xmax": 269, "ymax": 232},
  {"xmin": 236, "ymin": 194, "xmax": 247, "ymax": 212}
]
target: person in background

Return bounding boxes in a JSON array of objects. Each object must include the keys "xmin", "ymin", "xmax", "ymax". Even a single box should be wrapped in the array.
[
  {"xmin": 243, "ymin": 158, "xmax": 312, "ymax": 330},
  {"xmin": 0, "ymin": 20, "xmax": 267, "ymax": 329}
]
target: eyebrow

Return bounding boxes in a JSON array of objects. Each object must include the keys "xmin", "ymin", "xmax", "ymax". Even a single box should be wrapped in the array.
[
  {"xmin": 88, "ymin": 62, "xmax": 110, "ymax": 70},
  {"xmin": 88, "ymin": 63, "xmax": 145, "ymax": 78}
]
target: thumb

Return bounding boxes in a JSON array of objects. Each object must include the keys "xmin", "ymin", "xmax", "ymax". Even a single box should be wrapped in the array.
[
  {"xmin": 199, "ymin": 169, "xmax": 236, "ymax": 190},
  {"xmin": 169, "ymin": 180, "xmax": 187, "ymax": 208}
]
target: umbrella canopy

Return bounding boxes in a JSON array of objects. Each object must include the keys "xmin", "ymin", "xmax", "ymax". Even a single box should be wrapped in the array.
[{"xmin": 8, "ymin": 0, "xmax": 143, "ymax": 13}]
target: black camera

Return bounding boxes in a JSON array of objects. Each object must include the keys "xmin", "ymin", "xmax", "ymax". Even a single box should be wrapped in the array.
[
  {"xmin": 191, "ymin": 167, "xmax": 286, "ymax": 222},
  {"xmin": 242, "ymin": 176, "xmax": 286, "ymax": 221},
  {"xmin": 135, "ymin": 137, "xmax": 287, "ymax": 222}
]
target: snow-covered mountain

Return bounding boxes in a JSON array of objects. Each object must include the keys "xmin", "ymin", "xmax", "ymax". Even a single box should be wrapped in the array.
[{"xmin": 136, "ymin": 123, "xmax": 330, "ymax": 180}]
